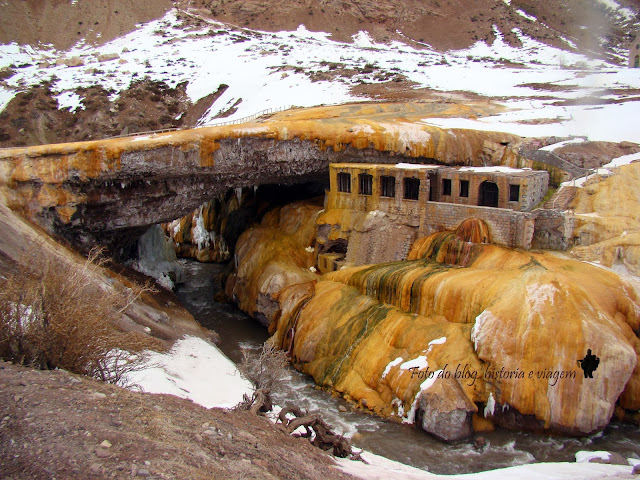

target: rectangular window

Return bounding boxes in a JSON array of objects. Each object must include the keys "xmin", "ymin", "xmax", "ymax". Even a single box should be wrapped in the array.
[
  {"xmin": 359, "ymin": 173, "xmax": 373, "ymax": 195},
  {"xmin": 442, "ymin": 178, "xmax": 452, "ymax": 196},
  {"xmin": 337, "ymin": 172, "xmax": 351, "ymax": 193},
  {"xmin": 404, "ymin": 177, "xmax": 420, "ymax": 200},
  {"xmin": 459, "ymin": 180, "xmax": 469, "ymax": 198},
  {"xmin": 380, "ymin": 176, "xmax": 395, "ymax": 198},
  {"xmin": 509, "ymin": 184, "xmax": 520, "ymax": 202}
]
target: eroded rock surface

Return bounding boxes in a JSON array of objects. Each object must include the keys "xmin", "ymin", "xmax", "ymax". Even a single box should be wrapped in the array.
[{"xmin": 231, "ymin": 199, "xmax": 640, "ymax": 439}]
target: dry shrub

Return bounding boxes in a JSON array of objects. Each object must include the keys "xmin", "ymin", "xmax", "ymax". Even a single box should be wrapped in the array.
[
  {"xmin": 0, "ymin": 244, "xmax": 163, "ymax": 385},
  {"xmin": 238, "ymin": 341, "xmax": 289, "ymax": 392},
  {"xmin": 235, "ymin": 342, "xmax": 289, "ymax": 413}
]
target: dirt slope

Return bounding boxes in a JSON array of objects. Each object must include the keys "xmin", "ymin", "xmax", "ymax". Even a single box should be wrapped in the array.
[
  {"xmin": 0, "ymin": 360, "xmax": 357, "ymax": 480},
  {"xmin": 0, "ymin": 0, "xmax": 173, "ymax": 51},
  {"xmin": 2, "ymin": 0, "xmax": 637, "ymax": 55}
]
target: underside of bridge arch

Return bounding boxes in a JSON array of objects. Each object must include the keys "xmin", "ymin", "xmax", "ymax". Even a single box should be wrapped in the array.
[{"xmin": 28, "ymin": 137, "xmax": 437, "ymax": 257}]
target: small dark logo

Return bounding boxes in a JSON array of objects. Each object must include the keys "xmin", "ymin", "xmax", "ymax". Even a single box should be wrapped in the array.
[{"xmin": 577, "ymin": 349, "xmax": 600, "ymax": 378}]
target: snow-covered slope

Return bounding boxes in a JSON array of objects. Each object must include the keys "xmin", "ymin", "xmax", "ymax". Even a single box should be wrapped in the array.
[{"xmin": 1, "ymin": 7, "xmax": 639, "ymax": 143}]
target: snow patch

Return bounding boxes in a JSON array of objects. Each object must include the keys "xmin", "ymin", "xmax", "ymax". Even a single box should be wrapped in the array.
[
  {"xmin": 55, "ymin": 91, "xmax": 84, "ymax": 112},
  {"xmin": 337, "ymin": 450, "xmax": 633, "ymax": 480},
  {"xmin": 400, "ymin": 355, "xmax": 428, "ymax": 371},
  {"xmin": 395, "ymin": 163, "xmax": 439, "ymax": 170},
  {"xmin": 423, "ymin": 101, "xmax": 640, "ymax": 143},
  {"xmin": 540, "ymin": 138, "xmax": 586, "ymax": 151},
  {"xmin": 382, "ymin": 357, "xmax": 404, "ymax": 379},
  {"xmin": 575, "ymin": 451, "xmax": 611, "ymax": 463},
  {"xmin": 602, "ymin": 152, "xmax": 640, "ymax": 169},
  {"xmin": 516, "ymin": 9, "xmax": 537, "ymax": 22},
  {"xmin": 353, "ymin": 31, "xmax": 377, "ymax": 48},
  {"xmin": 458, "ymin": 166, "xmax": 525, "ymax": 173},
  {"xmin": 125, "ymin": 336, "xmax": 253, "ymax": 409}
]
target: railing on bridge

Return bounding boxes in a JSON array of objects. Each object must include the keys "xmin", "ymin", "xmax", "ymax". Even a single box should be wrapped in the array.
[{"xmin": 110, "ymin": 105, "xmax": 292, "ymax": 140}]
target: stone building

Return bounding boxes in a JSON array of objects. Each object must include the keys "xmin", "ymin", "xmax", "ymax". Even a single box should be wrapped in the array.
[
  {"xmin": 317, "ymin": 163, "xmax": 550, "ymax": 271},
  {"xmin": 326, "ymin": 163, "xmax": 548, "ymax": 213},
  {"xmin": 631, "ymin": 32, "xmax": 640, "ymax": 68}
]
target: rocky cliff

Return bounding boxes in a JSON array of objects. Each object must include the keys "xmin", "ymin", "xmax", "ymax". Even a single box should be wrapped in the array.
[
  {"xmin": 568, "ymin": 162, "xmax": 640, "ymax": 277},
  {"xmin": 230, "ymin": 199, "xmax": 640, "ymax": 440},
  {"xmin": 0, "ymin": 202, "xmax": 211, "ymax": 347}
]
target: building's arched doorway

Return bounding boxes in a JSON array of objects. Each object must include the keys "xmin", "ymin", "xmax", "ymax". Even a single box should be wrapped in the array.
[{"xmin": 479, "ymin": 181, "xmax": 499, "ymax": 207}]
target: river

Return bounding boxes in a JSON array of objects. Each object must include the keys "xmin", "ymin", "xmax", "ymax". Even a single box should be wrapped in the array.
[{"xmin": 174, "ymin": 259, "xmax": 640, "ymax": 475}]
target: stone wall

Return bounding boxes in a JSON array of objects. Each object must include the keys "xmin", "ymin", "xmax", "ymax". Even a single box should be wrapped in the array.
[
  {"xmin": 317, "ymin": 202, "xmax": 538, "ymax": 269},
  {"xmin": 324, "ymin": 163, "xmax": 546, "ymax": 255},
  {"xmin": 419, "ymin": 202, "xmax": 536, "ymax": 250},
  {"xmin": 327, "ymin": 163, "xmax": 433, "ymax": 221},
  {"xmin": 531, "ymin": 209, "xmax": 575, "ymax": 251},
  {"xmin": 431, "ymin": 167, "xmax": 549, "ymax": 212}
]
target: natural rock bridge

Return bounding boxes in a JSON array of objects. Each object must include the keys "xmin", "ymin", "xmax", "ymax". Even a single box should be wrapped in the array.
[{"xmin": 0, "ymin": 103, "xmax": 565, "ymax": 252}]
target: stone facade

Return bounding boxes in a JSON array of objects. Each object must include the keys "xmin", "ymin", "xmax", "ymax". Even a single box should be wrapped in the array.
[
  {"xmin": 324, "ymin": 163, "xmax": 547, "ymax": 254},
  {"xmin": 431, "ymin": 166, "xmax": 549, "ymax": 212},
  {"xmin": 420, "ymin": 203, "xmax": 535, "ymax": 250},
  {"xmin": 328, "ymin": 163, "xmax": 548, "ymax": 214}
]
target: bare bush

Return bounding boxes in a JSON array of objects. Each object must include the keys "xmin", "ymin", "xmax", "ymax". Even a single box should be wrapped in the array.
[
  {"xmin": 235, "ymin": 342, "xmax": 365, "ymax": 461},
  {"xmin": 235, "ymin": 342, "xmax": 289, "ymax": 414},
  {"xmin": 0, "ymin": 243, "xmax": 163, "ymax": 385}
]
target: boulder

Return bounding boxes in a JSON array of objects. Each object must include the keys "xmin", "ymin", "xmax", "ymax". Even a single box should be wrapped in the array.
[
  {"xmin": 97, "ymin": 53, "xmax": 120, "ymax": 62},
  {"xmin": 415, "ymin": 377, "xmax": 475, "ymax": 441}
]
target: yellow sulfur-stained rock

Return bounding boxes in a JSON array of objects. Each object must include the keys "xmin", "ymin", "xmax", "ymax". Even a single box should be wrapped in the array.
[
  {"xmin": 569, "ymin": 162, "xmax": 640, "ymax": 275},
  {"xmin": 232, "ymin": 200, "xmax": 640, "ymax": 439},
  {"xmin": 227, "ymin": 200, "xmax": 321, "ymax": 325}
]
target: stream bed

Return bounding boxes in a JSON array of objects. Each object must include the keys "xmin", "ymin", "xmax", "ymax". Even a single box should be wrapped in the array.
[{"xmin": 174, "ymin": 259, "xmax": 640, "ymax": 475}]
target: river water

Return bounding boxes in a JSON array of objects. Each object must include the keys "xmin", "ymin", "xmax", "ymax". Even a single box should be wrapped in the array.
[{"xmin": 174, "ymin": 259, "xmax": 640, "ymax": 475}]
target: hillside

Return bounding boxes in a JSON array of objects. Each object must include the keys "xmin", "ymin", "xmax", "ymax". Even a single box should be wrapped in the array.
[
  {"xmin": 0, "ymin": 0, "xmax": 639, "ymax": 147},
  {"xmin": 2, "ymin": 0, "xmax": 638, "ymax": 57}
]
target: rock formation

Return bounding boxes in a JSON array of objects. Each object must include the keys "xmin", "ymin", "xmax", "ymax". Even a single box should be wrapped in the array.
[
  {"xmin": 0, "ymin": 102, "xmax": 525, "ymax": 253},
  {"xmin": 0, "ymin": 202, "xmax": 211, "ymax": 346},
  {"xmin": 231, "ymin": 199, "xmax": 640, "ymax": 440},
  {"xmin": 568, "ymin": 162, "xmax": 640, "ymax": 276}
]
